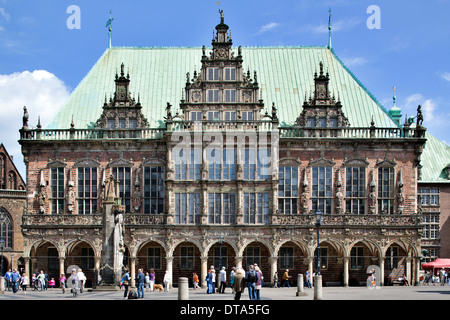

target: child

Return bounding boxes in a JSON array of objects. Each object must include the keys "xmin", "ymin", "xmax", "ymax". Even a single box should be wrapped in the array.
[
  {"xmin": 59, "ymin": 274, "xmax": 66, "ymax": 293},
  {"xmin": 49, "ymin": 278, "xmax": 55, "ymax": 290},
  {"xmin": 21, "ymin": 274, "xmax": 29, "ymax": 294}
]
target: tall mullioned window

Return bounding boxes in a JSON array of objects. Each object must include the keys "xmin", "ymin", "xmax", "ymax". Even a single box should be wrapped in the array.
[
  {"xmin": 0, "ymin": 208, "xmax": 12, "ymax": 249},
  {"xmin": 77, "ymin": 167, "xmax": 98, "ymax": 215},
  {"xmin": 418, "ymin": 188, "xmax": 440, "ymax": 205},
  {"xmin": 278, "ymin": 166, "xmax": 299, "ymax": 214},
  {"xmin": 112, "ymin": 167, "xmax": 132, "ymax": 213},
  {"xmin": 244, "ymin": 192, "xmax": 269, "ymax": 224},
  {"xmin": 312, "ymin": 167, "xmax": 332, "ymax": 214},
  {"xmin": 143, "ymin": 167, "xmax": 165, "ymax": 214},
  {"xmin": 208, "ymin": 193, "xmax": 236, "ymax": 224},
  {"xmin": 51, "ymin": 167, "xmax": 65, "ymax": 214},
  {"xmin": 345, "ymin": 167, "xmax": 366, "ymax": 214},
  {"xmin": 175, "ymin": 193, "xmax": 201, "ymax": 224},
  {"xmin": 378, "ymin": 167, "xmax": 395, "ymax": 214},
  {"xmin": 175, "ymin": 148, "xmax": 201, "ymax": 181}
]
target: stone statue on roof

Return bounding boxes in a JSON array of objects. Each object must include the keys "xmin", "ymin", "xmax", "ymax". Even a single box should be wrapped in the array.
[{"xmin": 219, "ymin": 9, "xmax": 224, "ymax": 24}]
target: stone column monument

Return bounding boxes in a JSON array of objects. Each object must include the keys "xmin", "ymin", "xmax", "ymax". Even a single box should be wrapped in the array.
[{"xmin": 95, "ymin": 175, "xmax": 126, "ymax": 290}]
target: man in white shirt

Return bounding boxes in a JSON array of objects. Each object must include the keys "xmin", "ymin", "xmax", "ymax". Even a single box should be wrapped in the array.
[{"xmin": 219, "ymin": 266, "xmax": 227, "ymax": 293}]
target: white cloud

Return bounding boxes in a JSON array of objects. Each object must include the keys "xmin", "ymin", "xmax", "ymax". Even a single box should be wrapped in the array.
[
  {"xmin": 256, "ymin": 22, "xmax": 280, "ymax": 35},
  {"xmin": 404, "ymin": 93, "xmax": 438, "ymax": 123},
  {"xmin": 0, "ymin": 70, "xmax": 70, "ymax": 176},
  {"xmin": 341, "ymin": 56, "xmax": 368, "ymax": 67},
  {"xmin": 441, "ymin": 72, "xmax": 450, "ymax": 82},
  {"xmin": 0, "ymin": 7, "xmax": 10, "ymax": 21}
]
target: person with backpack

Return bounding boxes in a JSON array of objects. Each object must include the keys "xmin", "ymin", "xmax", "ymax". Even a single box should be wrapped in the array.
[
  {"xmin": 122, "ymin": 269, "xmax": 130, "ymax": 299},
  {"xmin": 245, "ymin": 265, "xmax": 258, "ymax": 300}
]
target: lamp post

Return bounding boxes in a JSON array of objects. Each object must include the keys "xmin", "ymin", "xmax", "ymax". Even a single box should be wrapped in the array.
[
  {"xmin": 315, "ymin": 209, "xmax": 323, "ymax": 275},
  {"xmin": 314, "ymin": 209, "xmax": 323, "ymax": 300}
]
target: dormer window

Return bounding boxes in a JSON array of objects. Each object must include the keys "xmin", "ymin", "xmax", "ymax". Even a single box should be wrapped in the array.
[
  {"xmin": 224, "ymin": 67, "xmax": 236, "ymax": 81},
  {"xmin": 207, "ymin": 89, "xmax": 219, "ymax": 102},
  {"xmin": 207, "ymin": 68, "xmax": 219, "ymax": 81},
  {"xmin": 224, "ymin": 89, "xmax": 236, "ymax": 102}
]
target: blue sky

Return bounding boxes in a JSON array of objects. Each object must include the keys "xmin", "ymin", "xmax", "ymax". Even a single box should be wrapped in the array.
[{"xmin": 0, "ymin": 0, "xmax": 449, "ymax": 177}]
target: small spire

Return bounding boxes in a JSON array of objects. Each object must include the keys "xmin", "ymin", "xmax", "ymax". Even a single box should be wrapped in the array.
[
  {"xmin": 328, "ymin": 8, "xmax": 332, "ymax": 50},
  {"xmin": 106, "ymin": 10, "xmax": 114, "ymax": 49}
]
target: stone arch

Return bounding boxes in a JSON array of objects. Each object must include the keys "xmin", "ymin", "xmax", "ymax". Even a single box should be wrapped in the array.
[
  {"xmin": 206, "ymin": 238, "xmax": 237, "ymax": 270},
  {"xmin": 64, "ymin": 240, "xmax": 97, "ymax": 287},
  {"xmin": 347, "ymin": 240, "xmax": 382, "ymax": 287},
  {"xmin": 383, "ymin": 239, "xmax": 410, "ymax": 285},
  {"xmin": 135, "ymin": 239, "xmax": 167, "ymax": 283},
  {"xmin": 171, "ymin": 240, "xmax": 203, "ymax": 281},
  {"xmin": 29, "ymin": 240, "xmax": 62, "ymax": 283},
  {"xmin": 240, "ymin": 240, "xmax": 271, "ymax": 280}
]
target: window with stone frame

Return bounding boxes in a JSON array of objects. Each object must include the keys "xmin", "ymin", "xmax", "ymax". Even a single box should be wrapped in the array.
[
  {"xmin": 311, "ymin": 166, "xmax": 333, "ymax": 214},
  {"xmin": 143, "ymin": 166, "xmax": 165, "ymax": 214},
  {"xmin": 244, "ymin": 192, "xmax": 269, "ymax": 224},
  {"xmin": 175, "ymin": 193, "xmax": 201, "ymax": 224},
  {"xmin": 174, "ymin": 148, "xmax": 201, "ymax": 181},
  {"xmin": 208, "ymin": 193, "xmax": 236, "ymax": 224},
  {"xmin": 111, "ymin": 166, "xmax": 132, "ymax": 213},
  {"xmin": 207, "ymin": 67, "xmax": 219, "ymax": 81},
  {"xmin": 180, "ymin": 246, "xmax": 195, "ymax": 269},
  {"xmin": 422, "ymin": 214, "xmax": 440, "ymax": 240},
  {"xmin": 418, "ymin": 188, "xmax": 440, "ymax": 206},
  {"xmin": 378, "ymin": 167, "xmax": 395, "ymax": 214},
  {"xmin": 0, "ymin": 208, "xmax": 12, "ymax": 249},
  {"xmin": 314, "ymin": 247, "xmax": 328, "ymax": 270},
  {"xmin": 245, "ymin": 246, "xmax": 260, "ymax": 267},
  {"xmin": 385, "ymin": 247, "xmax": 399, "ymax": 269},
  {"xmin": 345, "ymin": 166, "xmax": 366, "ymax": 215},
  {"xmin": 350, "ymin": 246, "xmax": 364, "ymax": 270},
  {"xmin": 81, "ymin": 247, "xmax": 94, "ymax": 270},
  {"xmin": 147, "ymin": 247, "xmax": 162, "ymax": 270},
  {"xmin": 224, "ymin": 67, "xmax": 236, "ymax": 81},
  {"xmin": 280, "ymin": 247, "xmax": 294, "ymax": 269},
  {"xmin": 207, "ymin": 90, "xmax": 219, "ymax": 103},
  {"xmin": 77, "ymin": 167, "xmax": 98, "ymax": 215},
  {"xmin": 278, "ymin": 166, "xmax": 299, "ymax": 214},
  {"xmin": 190, "ymin": 111, "xmax": 203, "ymax": 121},
  {"xmin": 213, "ymin": 246, "xmax": 228, "ymax": 269},
  {"xmin": 51, "ymin": 167, "xmax": 65, "ymax": 214},
  {"xmin": 224, "ymin": 89, "xmax": 236, "ymax": 102},
  {"xmin": 207, "ymin": 147, "xmax": 236, "ymax": 181}
]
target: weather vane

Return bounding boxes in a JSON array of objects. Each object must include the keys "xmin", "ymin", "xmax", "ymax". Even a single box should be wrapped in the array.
[{"xmin": 106, "ymin": 10, "xmax": 114, "ymax": 49}]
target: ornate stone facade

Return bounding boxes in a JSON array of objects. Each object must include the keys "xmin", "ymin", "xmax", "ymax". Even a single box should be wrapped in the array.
[{"xmin": 18, "ymin": 12, "xmax": 428, "ymax": 288}]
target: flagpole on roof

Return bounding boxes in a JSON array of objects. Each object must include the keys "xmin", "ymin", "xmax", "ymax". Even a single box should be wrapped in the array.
[
  {"xmin": 328, "ymin": 8, "xmax": 332, "ymax": 50},
  {"xmin": 106, "ymin": 10, "xmax": 114, "ymax": 49}
]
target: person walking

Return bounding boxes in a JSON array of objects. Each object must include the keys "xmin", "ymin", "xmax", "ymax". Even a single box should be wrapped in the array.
[
  {"xmin": 5, "ymin": 269, "xmax": 11, "ymax": 291},
  {"xmin": 245, "ymin": 265, "xmax": 258, "ymax": 300},
  {"xmin": 305, "ymin": 270, "xmax": 312, "ymax": 288},
  {"xmin": 282, "ymin": 269, "xmax": 291, "ymax": 288},
  {"xmin": 193, "ymin": 272, "xmax": 200, "ymax": 290},
  {"xmin": 77, "ymin": 269, "xmax": 86, "ymax": 293},
  {"xmin": 206, "ymin": 269, "xmax": 214, "ymax": 294},
  {"xmin": 136, "ymin": 268, "xmax": 145, "ymax": 298},
  {"xmin": 149, "ymin": 269, "xmax": 155, "ymax": 292},
  {"xmin": 233, "ymin": 268, "xmax": 245, "ymax": 301},
  {"xmin": 59, "ymin": 273, "xmax": 66, "ymax": 293},
  {"xmin": 272, "ymin": 271, "xmax": 279, "ymax": 288},
  {"xmin": 122, "ymin": 269, "xmax": 130, "ymax": 299},
  {"xmin": 145, "ymin": 272, "xmax": 150, "ymax": 291},
  {"xmin": 68, "ymin": 269, "xmax": 79, "ymax": 298},
  {"xmin": 20, "ymin": 273, "xmax": 29, "ymax": 294},
  {"xmin": 219, "ymin": 267, "xmax": 227, "ymax": 293},
  {"xmin": 230, "ymin": 267, "xmax": 236, "ymax": 293},
  {"xmin": 11, "ymin": 269, "xmax": 21, "ymax": 293},
  {"xmin": 255, "ymin": 266, "xmax": 263, "ymax": 300},
  {"xmin": 163, "ymin": 270, "xmax": 171, "ymax": 292}
]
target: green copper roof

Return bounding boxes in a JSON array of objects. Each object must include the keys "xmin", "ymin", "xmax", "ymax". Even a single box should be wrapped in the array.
[
  {"xmin": 44, "ymin": 46, "xmax": 449, "ymax": 183},
  {"xmin": 420, "ymin": 132, "xmax": 450, "ymax": 183},
  {"xmin": 46, "ymin": 46, "xmax": 398, "ymax": 130}
]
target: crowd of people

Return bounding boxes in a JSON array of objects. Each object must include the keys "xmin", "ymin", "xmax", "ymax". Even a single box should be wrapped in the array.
[{"xmin": 2, "ymin": 267, "xmax": 86, "ymax": 296}]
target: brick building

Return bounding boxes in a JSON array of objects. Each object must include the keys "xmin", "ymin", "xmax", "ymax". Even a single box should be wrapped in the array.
[
  {"xmin": 16, "ymin": 13, "xmax": 449, "ymax": 288},
  {"xmin": 0, "ymin": 142, "xmax": 26, "ymax": 274}
]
